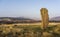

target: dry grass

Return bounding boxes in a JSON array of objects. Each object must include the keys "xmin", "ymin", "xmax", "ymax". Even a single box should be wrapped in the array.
[{"xmin": 0, "ymin": 22, "xmax": 60, "ymax": 37}]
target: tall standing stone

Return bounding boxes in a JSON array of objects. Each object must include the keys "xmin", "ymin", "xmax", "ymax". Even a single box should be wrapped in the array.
[{"xmin": 40, "ymin": 8, "xmax": 49, "ymax": 29}]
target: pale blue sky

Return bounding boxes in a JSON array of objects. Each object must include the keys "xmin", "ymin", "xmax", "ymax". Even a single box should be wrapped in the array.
[{"xmin": 0, "ymin": 0, "xmax": 60, "ymax": 20}]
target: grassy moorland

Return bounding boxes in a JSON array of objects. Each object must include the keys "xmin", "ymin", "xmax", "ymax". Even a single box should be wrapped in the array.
[{"xmin": 0, "ymin": 22, "xmax": 60, "ymax": 37}]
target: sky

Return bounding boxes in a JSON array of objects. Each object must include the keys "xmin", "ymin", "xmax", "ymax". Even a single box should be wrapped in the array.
[{"xmin": 0, "ymin": 0, "xmax": 60, "ymax": 20}]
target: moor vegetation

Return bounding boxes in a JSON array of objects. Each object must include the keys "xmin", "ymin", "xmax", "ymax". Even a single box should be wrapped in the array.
[{"xmin": 0, "ymin": 25, "xmax": 60, "ymax": 37}]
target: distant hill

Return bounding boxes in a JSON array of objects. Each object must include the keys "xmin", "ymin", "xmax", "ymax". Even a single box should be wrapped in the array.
[
  {"xmin": 50, "ymin": 16, "xmax": 60, "ymax": 22},
  {"xmin": 0, "ymin": 17, "xmax": 40, "ymax": 24},
  {"xmin": 1, "ymin": 16, "xmax": 60, "ymax": 24},
  {"xmin": 0, "ymin": 17, "xmax": 32, "ymax": 20}
]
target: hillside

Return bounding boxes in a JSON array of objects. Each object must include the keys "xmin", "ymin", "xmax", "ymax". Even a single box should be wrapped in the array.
[
  {"xmin": 0, "ymin": 17, "xmax": 40, "ymax": 24},
  {"xmin": 50, "ymin": 16, "xmax": 60, "ymax": 22}
]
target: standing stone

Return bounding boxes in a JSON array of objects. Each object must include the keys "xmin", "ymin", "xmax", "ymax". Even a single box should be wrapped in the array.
[{"xmin": 40, "ymin": 8, "xmax": 49, "ymax": 29}]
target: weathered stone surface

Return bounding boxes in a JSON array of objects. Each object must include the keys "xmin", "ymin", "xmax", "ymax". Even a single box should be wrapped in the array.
[{"xmin": 40, "ymin": 8, "xmax": 49, "ymax": 29}]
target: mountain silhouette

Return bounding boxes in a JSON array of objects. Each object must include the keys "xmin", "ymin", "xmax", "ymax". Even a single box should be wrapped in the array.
[
  {"xmin": 50, "ymin": 16, "xmax": 60, "ymax": 22},
  {"xmin": 0, "ymin": 17, "xmax": 39, "ymax": 24}
]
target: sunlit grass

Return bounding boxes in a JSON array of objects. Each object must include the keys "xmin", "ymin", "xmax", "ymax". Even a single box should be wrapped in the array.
[{"xmin": 0, "ymin": 22, "xmax": 60, "ymax": 37}]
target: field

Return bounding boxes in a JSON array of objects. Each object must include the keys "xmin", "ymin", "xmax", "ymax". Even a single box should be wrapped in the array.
[{"xmin": 0, "ymin": 22, "xmax": 60, "ymax": 37}]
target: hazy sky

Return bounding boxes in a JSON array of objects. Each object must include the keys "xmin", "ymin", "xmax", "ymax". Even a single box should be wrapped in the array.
[{"xmin": 0, "ymin": 0, "xmax": 60, "ymax": 20}]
